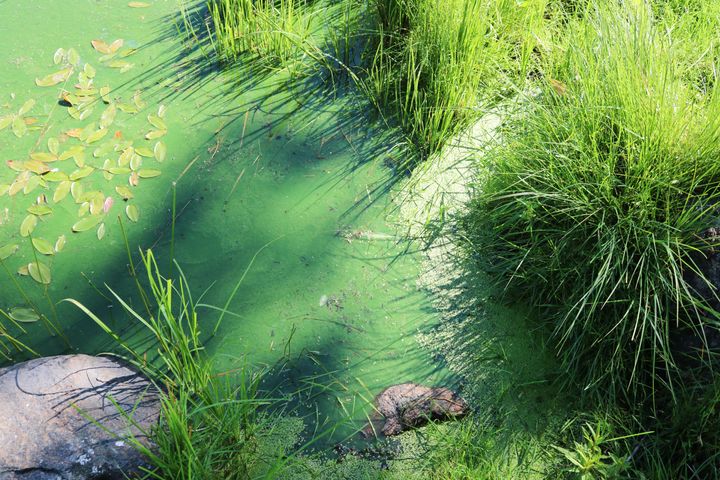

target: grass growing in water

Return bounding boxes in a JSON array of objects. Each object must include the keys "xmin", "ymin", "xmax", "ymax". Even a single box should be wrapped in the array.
[
  {"xmin": 207, "ymin": 0, "xmax": 314, "ymax": 68},
  {"xmin": 362, "ymin": 0, "xmax": 549, "ymax": 165},
  {"xmin": 462, "ymin": 1, "xmax": 720, "ymax": 404},
  {"xmin": 68, "ymin": 249, "xmax": 301, "ymax": 479}
]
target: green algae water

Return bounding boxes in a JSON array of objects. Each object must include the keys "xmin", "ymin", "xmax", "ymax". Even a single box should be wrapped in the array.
[{"xmin": 0, "ymin": 0, "xmax": 451, "ymax": 443}]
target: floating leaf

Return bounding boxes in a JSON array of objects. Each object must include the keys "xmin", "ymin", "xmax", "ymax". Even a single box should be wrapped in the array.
[
  {"xmin": 67, "ymin": 48, "xmax": 80, "ymax": 66},
  {"xmin": 133, "ymin": 91, "xmax": 146, "ymax": 110},
  {"xmin": 44, "ymin": 171, "xmax": 68, "ymax": 182},
  {"xmin": 0, "ymin": 244, "xmax": 19, "ymax": 260},
  {"xmin": 103, "ymin": 196, "xmax": 114, "ymax": 213},
  {"xmin": 153, "ymin": 141, "xmax": 167, "ymax": 162},
  {"xmin": 119, "ymin": 48, "xmax": 137, "ymax": 58},
  {"xmin": 12, "ymin": 116, "xmax": 26, "ymax": 137},
  {"xmin": 135, "ymin": 146, "xmax": 154, "ymax": 157},
  {"xmin": 72, "ymin": 215, "xmax": 102, "ymax": 232},
  {"xmin": 130, "ymin": 154, "xmax": 142, "ymax": 171},
  {"xmin": 100, "ymin": 104, "xmax": 117, "ymax": 128},
  {"xmin": 99, "ymin": 86, "xmax": 111, "ymax": 103},
  {"xmin": 86, "ymin": 127, "xmax": 108, "ymax": 144},
  {"xmin": 47, "ymin": 138, "xmax": 59, "ymax": 155},
  {"xmin": 24, "ymin": 176, "xmax": 43, "ymax": 195},
  {"xmin": 138, "ymin": 169, "xmax": 161, "ymax": 178},
  {"xmin": 128, "ymin": 1, "xmax": 150, "ymax": 6},
  {"xmin": 55, "ymin": 235, "xmax": 66, "ymax": 252},
  {"xmin": 27, "ymin": 204, "xmax": 52, "ymax": 216},
  {"xmin": 69, "ymin": 166, "xmax": 94, "ymax": 181},
  {"xmin": 20, "ymin": 214, "xmax": 37, "ymax": 237},
  {"xmin": 84, "ymin": 63, "xmax": 96, "ymax": 79},
  {"xmin": 17, "ymin": 265, "xmax": 29, "ymax": 276},
  {"xmin": 30, "ymin": 152, "xmax": 57, "ymax": 163},
  {"xmin": 97, "ymin": 223, "xmax": 106, "ymax": 240},
  {"xmin": 91, "ymin": 39, "xmax": 110, "ymax": 54},
  {"xmin": 157, "ymin": 104, "xmax": 167, "ymax": 118},
  {"xmin": 0, "ymin": 115, "xmax": 12, "ymax": 130},
  {"xmin": 53, "ymin": 48, "xmax": 65, "ymax": 65},
  {"xmin": 32, "ymin": 238, "xmax": 54, "ymax": 255},
  {"xmin": 70, "ymin": 182, "xmax": 83, "ymax": 202},
  {"xmin": 109, "ymin": 167, "xmax": 131, "ymax": 174},
  {"xmin": 118, "ymin": 147, "xmax": 134, "ymax": 166},
  {"xmin": 129, "ymin": 171, "xmax": 139, "ymax": 186},
  {"xmin": 117, "ymin": 103, "xmax": 138, "ymax": 114},
  {"xmin": 18, "ymin": 99, "xmax": 35, "ymax": 115},
  {"xmin": 126, "ymin": 204, "xmax": 139, "ymax": 222},
  {"xmin": 28, "ymin": 261, "xmax": 51, "ymax": 285},
  {"xmin": 35, "ymin": 67, "xmax": 73, "ymax": 87},
  {"xmin": 145, "ymin": 129, "xmax": 166, "ymax": 140},
  {"xmin": 9, "ymin": 307, "xmax": 39, "ymax": 323},
  {"xmin": 53, "ymin": 181, "xmax": 71, "ymax": 203},
  {"xmin": 108, "ymin": 39, "xmax": 124, "ymax": 53},
  {"xmin": 115, "ymin": 185, "xmax": 134, "ymax": 200},
  {"xmin": 147, "ymin": 114, "xmax": 167, "ymax": 130}
]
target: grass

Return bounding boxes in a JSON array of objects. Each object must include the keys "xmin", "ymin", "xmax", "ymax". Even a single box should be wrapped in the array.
[
  {"xmin": 207, "ymin": 0, "xmax": 315, "ymax": 69},
  {"xmin": 361, "ymin": 0, "xmax": 550, "ymax": 165},
  {"xmin": 462, "ymin": 0, "xmax": 720, "ymax": 404},
  {"xmin": 68, "ymin": 249, "xmax": 303, "ymax": 479}
]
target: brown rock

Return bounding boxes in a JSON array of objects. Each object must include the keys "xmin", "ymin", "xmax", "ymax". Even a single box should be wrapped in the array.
[
  {"xmin": 361, "ymin": 383, "xmax": 467, "ymax": 437},
  {"xmin": 0, "ymin": 354, "xmax": 160, "ymax": 479}
]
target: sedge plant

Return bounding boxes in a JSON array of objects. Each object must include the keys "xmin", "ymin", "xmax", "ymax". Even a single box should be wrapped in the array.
[
  {"xmin": 67, "ymin": 249, "xmax": 293, "ymax": 479},
  {"xmin": 462, "ymin": 0, "xmax": 720, "ymax": 405}
]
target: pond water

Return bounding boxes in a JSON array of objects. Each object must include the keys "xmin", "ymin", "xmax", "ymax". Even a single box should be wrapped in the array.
[{"xmin": 0, "ymin": 0, "xmax": 452, "ymax": 443}]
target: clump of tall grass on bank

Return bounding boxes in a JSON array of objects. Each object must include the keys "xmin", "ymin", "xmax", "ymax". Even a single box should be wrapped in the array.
[
  {"xmin": 362, "ymin": 0, "xmax": 549, "ymax": 165},
  {"xmin": 462, "ymin": 1, "xmax": 720, "ymax": 403},
  {"xmin": 68, "ymin": 249, "xmax": 298, "ymax": 479},
  {"xmin": 207, "ymin": 0, "xmax": 314, "ymax": 67}
]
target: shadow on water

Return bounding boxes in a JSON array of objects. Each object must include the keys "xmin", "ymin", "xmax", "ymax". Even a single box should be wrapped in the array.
[{"xmin": 0, "ymin": 0, "xmax": 462, "ymax": 454}]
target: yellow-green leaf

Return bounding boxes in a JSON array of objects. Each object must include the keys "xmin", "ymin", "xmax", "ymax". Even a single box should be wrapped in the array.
[
  {"xmin": 97, "ymin": 223, "xmax": 106, "ymax": 240},
  {"xmin": 0, "ymin": 244, "xmax": 19, "ymax": 260},
  {"xmin": 145, "ymin": 129, "xmax": 166, "ymax": 140},
  {"xmin": 55, "ymin": 235, "xmax": 66, "ymax": 252},
  {"xmin": 126, "ymin": 204, "xmax": 139, "ymax": 222},
  {"xmin": 153, "ymin": 141, "xmax": 166, "ymax": 162},
  {"xmin": 28, "ymin": 261, "xmax": 51, "ymax": 285},
  {"xmin": 72, "ymin": 215, "xmax": 102, "ymax": 232},
  {"xmin": 53, "ymin": 181, "xmax": 71, "ymax": 203},
  {"xmin": 9, "ymin": 307, "xmax": 39, "ymax": 323},
  {"xmin": 27, "ymin": 205, "xmax": 52, "ymax": 216},
  {"xmin": 32, "ymin": 238, "xmax": 55, "ymax": 255},
  {"xmin": 138, "ymin": 169, "xmax": 161, "ymax": 178},
  {"xmin": 20, "ymin": 215, "xmax": 37, "ymax": 237}
]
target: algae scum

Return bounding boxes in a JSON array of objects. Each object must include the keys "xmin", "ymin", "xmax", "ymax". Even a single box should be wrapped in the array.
[{"xmin": 0, "ymin": 0, "xmax": 449, "ymax": 442}]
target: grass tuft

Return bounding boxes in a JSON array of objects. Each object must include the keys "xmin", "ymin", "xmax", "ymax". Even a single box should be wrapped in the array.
[{"xmin": 462, "ymin": 1, "xmax": 720, "ymax": 404}]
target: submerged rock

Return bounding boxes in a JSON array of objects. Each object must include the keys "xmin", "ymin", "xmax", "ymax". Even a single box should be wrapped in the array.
[
  {"xmin": 361, "ymin": 383, "xmax": 467, "ymax": 437},
  {"xmin": 0, "ymin": 354, "xmax": 160, "ymax": 479}
]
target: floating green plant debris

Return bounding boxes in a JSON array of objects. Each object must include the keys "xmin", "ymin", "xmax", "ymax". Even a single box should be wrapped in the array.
[
  {"xmin": 0, "ymin": 43, "xmax": 169, "ymax": 285},
  {"xmin": 8, "ymin": 307, "xmax": 39, "ymax": 323},
  {"xmin": 128, "ymin": 2, "xmax": 151, "ymax": 8}
]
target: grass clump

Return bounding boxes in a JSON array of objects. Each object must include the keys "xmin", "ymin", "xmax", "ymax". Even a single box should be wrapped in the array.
[
  {"xmin": 462, "ymin": 1, "xmax": 720, "ymax": 403},
  {"xmin": 207, "ymin": 0, "xmax": 314, "ymax": 68},
  {"xmin": 69, "ymin": 249, "xmax": 302, "ymax": 479},
  {"xmin": 363, "ymin": 0, "xmax": 548, "ymax": 164}
]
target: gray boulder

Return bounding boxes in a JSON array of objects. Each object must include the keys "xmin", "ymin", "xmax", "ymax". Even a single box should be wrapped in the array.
[{"xmin": 0, "ymin": 354, "xmax": 160, "ymax": 479}]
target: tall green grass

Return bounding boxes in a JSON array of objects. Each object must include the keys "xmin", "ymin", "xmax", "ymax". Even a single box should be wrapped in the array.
[
  {"xmin": 68, "ymin": 249, "xmax": 298, "ymax": 479},
  {"xmin": 362, "ymin": 0, "xmax": 550, "ymax": 165},
  {"xmin": 207, "ymin": 0, "xmax": 314, "ymax": 68},
  {"xmin": 462, "ymin": 1, "xmax": 720, "ymax": 403}
]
